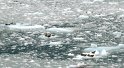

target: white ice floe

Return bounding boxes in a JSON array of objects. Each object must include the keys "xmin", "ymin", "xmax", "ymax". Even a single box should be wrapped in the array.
[
  {"xmin": 108, "ymin": 2, "xmax": 118, "ymax": 5},
  {"xmin": 73, "ymin": 55, "xmax": 84, "ymax": 60},
  {"xmin": 78, "ymin": 15, "xmax": 89, "ymax": 19},
  {"xmin": 6, "ymin": 24, "xmax": 45, "ymax": 31},
  {"xmin": 46, "ymin": 28, "xmax": 74, "ymax": 34},
  {"xmin": 68, "ymin": 53, "xmax": 74, "ymax": 57},
  {"xmin": 90, "ymin": 43, "xmax": 97, "ymax": 48},
  {"xmin": 119, "ymin": 8, "xmax": 124, "ymax": 11},
  {"xmin": 8, "ymin": 25, "xmax": 45, "ymax": 30},
  {"xmin": 76, "ymin": 8, "xmax": 83, "ymax": 13},
  {"xmin": 49, "ymin": 41, "xmax": 62, "ymax": 45},
  {"xmin": 112, "ymin": 31, "xmax": 122, "ymax": 38},
  {"xmin": 24, "ymin": 12, "xmax": 43, "ymax": 16},
  {"xmin": 81, "ymin": 23, "xmax": 96, "ymax": 29},
  {"xmin": 73, "ymin": 43, "xmax": 124, "ymax": 60},
  {"xmin": 73, "ymin": 38, "xmax": 86, "ymax": 42},
  {"xmin": 93, "ymin": 14, "xmax": 106, "ymax": 18},
  {"xmin": 69, "ymin": 63, "xmax": 87, "ymax": 68},
  {"xmin": 73, "ymin": 38, "xmax": 84, "ymax": 40},
  {"xmin": 82, "ymin": 1, "xmax": 93, "ymax": 4},
  {"xmin": 118, "ymin": 14, "xmax": 124, "ymax": 18},
  {"xmin": 93, "ymin": 0, "xmax": 104, "ymax": 2},
  {"xmin": 118, "ymin": 44, "xmax": 124, "ymax": 48}
]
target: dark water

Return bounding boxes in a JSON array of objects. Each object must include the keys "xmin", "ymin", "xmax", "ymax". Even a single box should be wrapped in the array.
[{"xmin": 0, "ymin": 30, "xmax": 124, "ymax": 68}]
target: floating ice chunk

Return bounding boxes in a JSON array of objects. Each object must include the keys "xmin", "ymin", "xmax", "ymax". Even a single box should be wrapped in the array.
[
  {"xmin": 68, "ymin": 53, "xmax": 74, "ymax": 57},
  {"xmin": 73, "ymin": 38, "xmax": 84, "ymax": 41},
  {"xmin": 49, "ymin": 41, "xmax": 62, "ymax": 45},
  {"xmin": 73, "ymin": 37, "xmax": 87, "ymax": 42},
  {"xmin": 82, "ymin": 23, "xmax": 96, "ymax": 29},
  {"xmin": 32, "ymin": 12, "xmax": 43, "ymax": 15},
  {"xmin": 82, "ymin": 1, "xmax": 93, "ymax": 4},
  {"xmin": 46, "ymin": 28, "xmax": 74, "ymax": 34},
  {"xmin": 48, "ymin": 21, "xmax": 62, "ymax": 26},
  {"xmin": 0, "ymin": 41, "xmax": 4, "ymax": 46},
  {"xmin": 87, "ymin": 11, "xmax": 92, "ymax": 14},
  {"xmin": 68, "ymin": 65, "xmax": 77, "ymax": 68},
  {"xmin": 112, "ymin": 31, "xmax": 122, "ymax": 38},
  {"xmin": 98, "ymin": 26, "xmax": 108, "ymax": 30},
  {"xmin": 8, "ymin": 25, "xmax": 44, "ymax": 29},
  {"xmin": 111, "ymin": 55, "xmax": 118, "ymax": 58},
  {"xmin": 94, "ymin": 14, "xmax": 106, "ymax": 18},
  {"xmin": 7, "ymin": 24, "xmax": 45, "ymax": 31},
  {"xmin": 19, "ymin": 38, "xmax": 25, "ymax": 41},
  {"xmin": 78, "ymin": 15, "xmax": 89, "ymax": 19},
  {"xmin": 118, "ymin": 44, "xmax": 124, "ymax": 48},
  {"xmin": 118, "ymin": 14, "xmax": 124, "ymax": 18},
  {"xmin": 43, "ymin": 24, "xmax": 51, "ymax": 28},
  {"xmin": 95, "ymin": 33, "xmax": 102, "ymax": 37},
  {"xmin": 76, "ymin": 8, "xmax": 83, "ymax": 13},
  {"xmin": 69, "ymin": 63, "xmax": 86, "ymax": 68},
  {"xmin": 4, "ymin": 58, "xmax": 10, "ymax": 61},
  {"xmin": 29, "ymin": 60, "xmax": 35, "ymax": 63},
  {"xmin": 101, "ymin": 49, "xmax": 107, "ymax": 56},
  {"xmin": 24, "ymin": 12, "xmax": 43, "ymax": 16},
  {"xmin": 90, "ymin": 43, "xmax": 97, "ymax": 48},
  {"xmin": 58, "ymin": 67, "xmax": 62, "ymax": 68},
  {"xmin": 119, "ymin": 8, "xmax": 124, "ymax": 11},
  {"xmin": 73, "ymin": 55, "xmax": 83, "ymax": 60},
  {"xmin": 62, "ymin": 8, "xmax": 75, "ymax": 15},
  {"xmin": 63, "ymin": 8, "xmax": 71, "ymax": 11},
  {"xmin": 95, "ymin": 50, "xmax": 100, "ymax": 55},
  {"xmin": 93, "ymin": 0, "xmax": 104, "ymax": 2},
  {"xmin": 108, "ymin": 2, "xmax": 118, "ymax": 5}
]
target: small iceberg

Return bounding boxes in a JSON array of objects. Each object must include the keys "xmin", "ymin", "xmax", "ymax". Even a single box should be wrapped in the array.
[
  {"xmin": 46, "ymin": 28, "xmax": 74, "ymax": 34},
  {"xmin": 5, "ymin": 23, "xmax": 45, "ymax": 31},
  {"xmin": 49, "ymin": 41, "xmax": 62, "ymax": 46},
  {"xmin": 78, "ymin": 15, "xmax": 89, "ymax": 19}
]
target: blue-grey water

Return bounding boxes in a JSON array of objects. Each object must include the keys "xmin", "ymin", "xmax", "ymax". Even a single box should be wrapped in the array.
[
  {"xmin": 1, "ymin": 0, "xmax": 124, "ymax": 68},
  {"xmin": 0, "ymin": 24, "xmax": 124, "ymax": 68}
]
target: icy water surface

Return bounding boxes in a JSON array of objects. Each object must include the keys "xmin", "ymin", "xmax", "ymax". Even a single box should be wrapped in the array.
[
  {"xmin": 1, "ymin": 0, "xmax": 124, "ymax": 68},
  {"xmin": 0, "ymin": 28, "xmax": 124, "ymax": 68}
]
